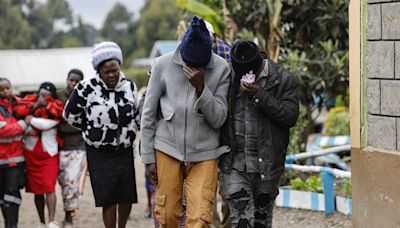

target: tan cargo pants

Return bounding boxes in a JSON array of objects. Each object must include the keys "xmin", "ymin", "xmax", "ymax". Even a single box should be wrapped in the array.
[{"xmin": 154, "ymin": 151, "xmax": 218, "ymax": 228}]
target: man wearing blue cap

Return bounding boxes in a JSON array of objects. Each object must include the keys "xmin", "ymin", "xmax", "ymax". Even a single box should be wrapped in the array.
[{"xmin": 140, "ymin": 16, "xmax": 231, "ymax": 227}]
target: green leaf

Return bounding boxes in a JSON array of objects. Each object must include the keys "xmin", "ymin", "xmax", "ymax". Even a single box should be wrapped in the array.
[
  {"xmin": 176, "ymin": 0, "xmax": 223, "ymax": 36},
  {"xmin": 290, "ymin": 175, "xmax": 323, "ymax": 193},
  {"xmin": 176, "ymin": 0, "xmax": 218, "ymax": 17},
  {"xmin": 340, "ymin": 178, "xmax": 352, "ymax": 199},
  {"xmin": 290, "ymin": 178, "xmax": 308, "ymax": 190}
]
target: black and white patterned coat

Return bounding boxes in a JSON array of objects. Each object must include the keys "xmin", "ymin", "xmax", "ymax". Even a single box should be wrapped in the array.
[{"xmin": 63, "ymin": 73, "xmax": 140, "ymax": 150}]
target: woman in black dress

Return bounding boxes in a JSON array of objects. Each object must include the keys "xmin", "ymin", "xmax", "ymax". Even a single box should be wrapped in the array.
[{"xmin": 63, "ymin": 41, "xmax": 140, "ymax": 228}]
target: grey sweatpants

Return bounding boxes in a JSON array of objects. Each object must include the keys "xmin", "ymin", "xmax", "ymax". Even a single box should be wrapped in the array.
[{"xmin": 220, "ymin": 169, "xmax": 280, "ymax": 228}]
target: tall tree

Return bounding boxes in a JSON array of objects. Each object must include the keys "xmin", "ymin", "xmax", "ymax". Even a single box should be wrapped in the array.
[
  {"xmin": 0, "ymin": 0, "xmax": 33, "ymax": 48},
  {"xmin": 0, "ymin": 0, "xmax": 96, "ymax": 49},
  {"xmin": 69, "ymin": 17, "xmax": 98, "ymax": 46},
  {"xmin": 102, "ymin": 3, "xmax": 136, "ymax": 59},
  {"xmin": 133, "ymin": 0, "xmax": 180, "ymax": 58},
  {"xmin": 46, "ymin": 0, "xmax": 72, "ymax": 22},
  {"xmin": 24, "ymin": 0, "xmax": 54, "ymax": 48}
]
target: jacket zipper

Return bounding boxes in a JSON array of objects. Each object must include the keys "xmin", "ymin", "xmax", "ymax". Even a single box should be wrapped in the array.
[
  {"xmin": 183, "ymin": 82, "xmax": 190, "ymax": 162},
  {"xmin": 229, "ymin": 81, "xmax": 238, "ymax": 155}
]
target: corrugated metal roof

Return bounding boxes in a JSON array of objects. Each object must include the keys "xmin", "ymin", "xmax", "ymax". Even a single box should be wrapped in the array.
[{"xmin": 0, "ymin": 47, "xmax": 96, "ymax": 91}]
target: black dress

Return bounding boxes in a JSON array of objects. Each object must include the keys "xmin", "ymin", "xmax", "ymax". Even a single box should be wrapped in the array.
[{"xmin": 85, "ymin": 144, "xmax": 137, "ymax": 207}]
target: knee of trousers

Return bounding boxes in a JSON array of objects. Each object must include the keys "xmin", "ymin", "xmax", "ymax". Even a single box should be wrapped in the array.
[
  {"xmin": 3, "ymin": 184, "xmax": 21, "ymax": 206},
  {"xmin": 3, "ymin": 193, "xmax": 22, "ymax": 206},
  {"xmin": 198, "ymin": 186, "xmax": 215, "ymax": 224},
  {"xmin": 153, "ymin": 191, "xmax": 183, "ymax": 225}
]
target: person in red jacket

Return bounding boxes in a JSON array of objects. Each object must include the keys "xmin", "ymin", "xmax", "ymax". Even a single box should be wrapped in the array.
[
  {"xmin": 0, "ymin": 78, "xmax": 29, "ymax": 228},
  {"xmin": 14, "ymin": 82, "xmax": 64, "ymax": 228}
]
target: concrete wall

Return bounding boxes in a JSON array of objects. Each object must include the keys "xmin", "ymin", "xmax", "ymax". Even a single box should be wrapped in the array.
[
  {"xmin": 352, "ymin": 147, "xmax": 400, "ymax": 227},
  {"xmin": 366, "ymin": 0, "xmax": 400, "ymax": 150},
  {"xmin": 352, "ymin": 0, "xmax": 400, "ymax": 227}
]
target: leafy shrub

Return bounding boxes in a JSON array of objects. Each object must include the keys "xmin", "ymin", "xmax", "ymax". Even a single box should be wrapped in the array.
[
  {"xmin": 287, "ymin": 104, "xmax": 309, "ymax": 154},
  {"xmin": 339, "ymin": 178, "xmax": 352, "ymax": 199},
  {"xmin": 290, "ymin": 175, "xmax": 323, "ymax": 193},
  {"xmin": 324, "ymin": 106, "xmax": 350, "ymax": 136}
]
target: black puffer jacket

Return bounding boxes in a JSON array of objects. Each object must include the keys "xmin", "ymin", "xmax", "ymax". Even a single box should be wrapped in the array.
[{"xmin": 219, "ymin": 59, "xmax": 300, "ymax": 180}]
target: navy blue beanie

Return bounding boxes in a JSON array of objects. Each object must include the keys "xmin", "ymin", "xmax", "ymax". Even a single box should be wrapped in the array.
[{"xmin": 180, "ymin": 16, "xmax": 212, "ymax": 68}]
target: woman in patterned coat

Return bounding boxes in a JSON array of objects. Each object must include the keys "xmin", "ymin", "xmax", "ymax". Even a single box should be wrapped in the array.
[{"xmin": 63, "ymin": 41, "xmax": 140, "ymax": 228}]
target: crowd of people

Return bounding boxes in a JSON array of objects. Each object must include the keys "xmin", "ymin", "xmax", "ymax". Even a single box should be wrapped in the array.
[{"xmin": 0, "ymin": 16, "xmax": 299, "ymax": 228}]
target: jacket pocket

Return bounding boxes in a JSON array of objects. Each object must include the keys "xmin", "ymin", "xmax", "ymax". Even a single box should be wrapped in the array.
[
  {"xmin": 154, "ymin": 193, "xmax": 166, "ymax": 225},
  {"xmin": 195, "ymin": 116, "xmax": 219, "ymax": 150},
  {"xmin": 155, "ymin": 108, "xmax": 175, "ymax": 144},
  {"xmin": 200, "ymin": 163, "xmax": 217, "ymax": 223},
  {"xmin": 200, "ymin": 188, "xmax": 214, "ymax": 223}
]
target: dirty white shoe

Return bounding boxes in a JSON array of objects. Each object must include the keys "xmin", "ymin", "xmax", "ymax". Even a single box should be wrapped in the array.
[
  {"xmin": 47, "ymin": 221, "xmax": 60, "ymax": 228},
  {"xmin": 36, "ymin": 223, "xmax": 46, "ymax": 228}
]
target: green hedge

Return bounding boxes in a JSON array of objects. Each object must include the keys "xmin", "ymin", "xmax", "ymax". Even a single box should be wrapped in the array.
[{"xmin": 123, "ymin": 67, "xmax": 149, "ymax": 90}]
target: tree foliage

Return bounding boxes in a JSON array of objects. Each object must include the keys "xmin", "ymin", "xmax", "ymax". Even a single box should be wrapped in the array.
[
  {"xmin": 0, "ymin": 0, "xmax": 33, "ymax": 48},
  {"xmin": 279, "ymin": 1, "xmax": 349, "ymax": 148},
  {"xmin": 24, "ymin": 0, "xmax": 54, "ymax": 48},
  {"xmin": 46, "ymin": 0, "xmax": 72, "ymax": 21},
  {"xmin": 180, "ymin": 0, "xmax": 349, "ymax": 151},
  {"xmin": 133, "ymin": 0, "xmax": 181, "ymax": 58},
  {"xmin": 0, "ymin": 0, "xmax": 98, "ymax": 49},
  {"xmin": 176, "ymin": 0, "xmax": 224, "ymax": 36},
  {"xmin": 0, "ymin": 0, "xmax": 181, "ymax": 69},
  {"xmin": 102, "ymin": 2, "xmax": 136, "ymax": 60}
]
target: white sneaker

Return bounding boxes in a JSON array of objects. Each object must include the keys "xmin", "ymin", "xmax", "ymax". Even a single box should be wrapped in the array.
[
  {"xmin": 36, "ymin": 223, "xmax": 46, "ymax": 228},
  {"xmin": 47, "ymin": 221, "xmax": 60, "ymax": 228}
]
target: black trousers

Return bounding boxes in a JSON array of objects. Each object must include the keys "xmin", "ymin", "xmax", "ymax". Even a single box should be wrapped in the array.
[{"xmin": 0, "ymin": 165, "xmax": 25, "ymax": 228}]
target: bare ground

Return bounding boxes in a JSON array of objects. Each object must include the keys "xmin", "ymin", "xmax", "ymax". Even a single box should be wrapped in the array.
[{"xmin": 1, "ymin": 158, "xmax": 351, "ymax": 228}]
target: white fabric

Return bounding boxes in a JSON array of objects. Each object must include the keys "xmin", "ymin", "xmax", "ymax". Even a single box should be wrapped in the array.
[
  {"xmin": 26, "ymin": 117, "xmax": 59, "ymax": 157},
  {"xmin": 30, "ymin": 117, "xmax": 59, "ymax": 130},
  {"xmin": 41, "ymin": 128, "xmax": 59, "ymax": 156},
  {"xmin": 17, "ymin": 119, "xmax": 27, "ymax": 129},
  {"xmin": 24, "ymin": 135, "xmax": 38, "ymax": 151},
  {"xmin": 204, "ymin": 20, "xmax": 214, "ymax": 36}
]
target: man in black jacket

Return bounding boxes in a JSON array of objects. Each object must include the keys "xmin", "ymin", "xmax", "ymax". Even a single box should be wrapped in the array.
[{"xmin": 219, "ymin": 40, "xmax": 299, "ymax": 228}]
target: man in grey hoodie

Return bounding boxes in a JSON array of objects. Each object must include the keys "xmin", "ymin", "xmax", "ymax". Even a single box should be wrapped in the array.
[{"xmin": 140, "ymin": 16, "xmax": 231, "ymax": 228}]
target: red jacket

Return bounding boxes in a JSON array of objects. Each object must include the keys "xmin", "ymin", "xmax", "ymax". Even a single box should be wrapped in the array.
[
  {"xmin": 0, "ymin": 96, "xmax": 26, "ymax": 167},
  {"xmin": 13, "ymin": 94, "xmax": 64, "ymax": 121}
]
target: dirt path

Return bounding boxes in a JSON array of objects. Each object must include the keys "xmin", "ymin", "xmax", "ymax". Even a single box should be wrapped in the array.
[
  {"xmin": 2, "ymin": 157, "xmax": 153, "ymax": 228},
  {"xmin": 1, "ymin": 157, "xmax": 351, "ymax": 228}
]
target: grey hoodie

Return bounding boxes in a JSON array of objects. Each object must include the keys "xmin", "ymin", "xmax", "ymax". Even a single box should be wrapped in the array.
[{"xmin": 140, "ymin": 46, "xmax": 231, "ymax": 164}]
